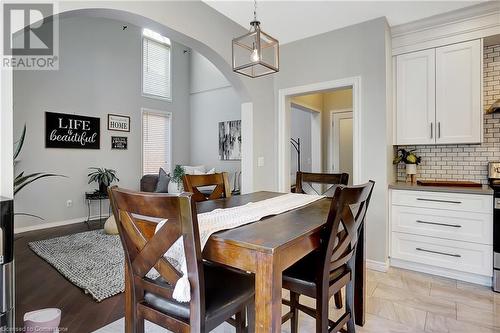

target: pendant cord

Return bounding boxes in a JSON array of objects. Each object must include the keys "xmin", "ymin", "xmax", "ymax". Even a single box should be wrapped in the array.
[{"xmin": 254, "ymin": 0, "xmax": 257, "ymax": 22}]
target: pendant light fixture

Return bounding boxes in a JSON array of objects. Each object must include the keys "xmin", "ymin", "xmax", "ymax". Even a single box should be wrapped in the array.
[{"xmin": 232, "ymin": 0, "xmax": 279, "ymax": 78}]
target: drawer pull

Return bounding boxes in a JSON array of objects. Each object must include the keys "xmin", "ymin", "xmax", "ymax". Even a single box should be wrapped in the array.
[
  {"xmin": 416, "ymin": 198, "xmax": 462, "ymax": 204},
  {"xmin": 415, "ymin": 220, "xmax": 462, "ymax": 228},
  {"xmin": 416, "ymin": 247, "xmax": 461, "ymax": 258}
]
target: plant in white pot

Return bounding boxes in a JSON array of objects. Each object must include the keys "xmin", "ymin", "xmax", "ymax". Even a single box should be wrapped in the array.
[
  {"xmin": 169, "ymin": 165, "xmax": 185, "ymax": 193},
  {"xmin": 393, "ymin": 149, "xmax": 421, "ymax": 184}
]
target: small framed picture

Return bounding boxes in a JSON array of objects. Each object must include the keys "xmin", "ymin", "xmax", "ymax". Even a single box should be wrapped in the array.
[
  {"xmin": 111, "ymin": 136, "xmax": 128, "ymax": 150},
  {"xmin": 108, "ymin": 114, "xmax": 130, "ymax": 132}
]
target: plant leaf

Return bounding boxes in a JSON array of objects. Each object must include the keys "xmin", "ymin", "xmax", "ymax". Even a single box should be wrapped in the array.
[
  {"xmin": 14, "ymin": 173, "xmax": 66, "ymax": 195},
  {"xmin": 14, "ymin": 212, "xmax": 44, "ymax": 220},
  {"xmin": 13, "ymin": 124, "xmax": 26, "ymax": 161}
]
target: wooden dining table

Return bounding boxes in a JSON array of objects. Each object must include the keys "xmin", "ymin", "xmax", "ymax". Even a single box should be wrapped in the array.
[{"xmin": 197, "ymin": 191, "xmax": 366, "ymax": 333}]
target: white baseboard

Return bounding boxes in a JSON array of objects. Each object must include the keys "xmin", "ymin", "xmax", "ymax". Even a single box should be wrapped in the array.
[
  {"xmin": 14, "ymin": 214, "xmax": 104, "ymax": 234},
  {"xmin": 366, "ymin": 259, "xmax": 389, "ymax": 272},
  {"xmin": 390, "ymin": 258, "xmax": 492, "ymax": 287}
]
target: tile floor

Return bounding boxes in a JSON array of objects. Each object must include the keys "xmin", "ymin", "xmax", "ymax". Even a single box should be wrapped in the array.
[{"xmin": 95, "ymin": 267, "xmax": 500, "ymax": 333}]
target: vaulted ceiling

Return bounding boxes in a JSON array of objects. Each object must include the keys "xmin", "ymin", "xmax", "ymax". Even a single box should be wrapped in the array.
[{"xmin": 204, "ymin": 1, "xmax": 485, "ymax": 44}]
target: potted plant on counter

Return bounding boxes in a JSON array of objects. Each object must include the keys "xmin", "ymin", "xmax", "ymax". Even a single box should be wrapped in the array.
[
  {"xmin": 88, "ymin": 167, "xmax": 119, "ymax": 194},
  {"xmin": 393, "ymin": 149, "xmax": 421, "ymax": 184}
]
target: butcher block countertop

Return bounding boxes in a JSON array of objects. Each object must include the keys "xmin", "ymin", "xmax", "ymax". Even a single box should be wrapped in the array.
[{"xmin": 389, "ymin": 181, "xmax": 493, "ymax": 195}]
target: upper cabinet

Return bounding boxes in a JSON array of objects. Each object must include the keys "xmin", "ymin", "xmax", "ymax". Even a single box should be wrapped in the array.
[
  {"xmin": 394, "ymin": 39, "xmax": 482, "ymax": 145},
  {"xmin": 396, "ymin": 49, "xmax": 436, "ymax": 145}
]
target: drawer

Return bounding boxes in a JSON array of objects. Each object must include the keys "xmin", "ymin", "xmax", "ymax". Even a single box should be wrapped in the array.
[
  {"xmin": 391, "ymin": 206, "xmax": 492, "ymax": 245},
  {"xmin": 391, "ymin": 232, "xmax": 492, "ymax": 276},
  {"xmin": 391, "ymin": 190, "xmax": 492, "ymax": 213}
]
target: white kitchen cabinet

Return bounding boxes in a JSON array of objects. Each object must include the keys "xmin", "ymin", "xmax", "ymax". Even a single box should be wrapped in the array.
[
  {"xmin": 396, "ymin": 49, "xmax": 436, "ymax": 145},
  {"xmin": 389, "ymin": 188, "xmax": 493, "ymax": 285},
  {"xmin": 394, "ymin": 39, "xmax": 482, "ymax": 145},
  {"xmin": 435, "ymin": 40, "xmax": 482, "ymax": 144}
]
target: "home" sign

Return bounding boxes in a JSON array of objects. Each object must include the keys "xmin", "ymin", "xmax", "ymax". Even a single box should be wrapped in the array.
[{"xmin": 45, "ymin": 112, "xmax": 100, "ymax": 149}]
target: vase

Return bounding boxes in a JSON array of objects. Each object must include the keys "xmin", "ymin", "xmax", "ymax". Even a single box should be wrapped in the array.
[
  {"xmin": 405, "ymin": 164, "xmax": 417, "ymax": 184},
  {"xmin": 168, "ymin": 181, "xmax": 183, "ymax": 194},
  {"xmin": 99, "ymin": 182, "xmax": 108, "ymax": 195}
]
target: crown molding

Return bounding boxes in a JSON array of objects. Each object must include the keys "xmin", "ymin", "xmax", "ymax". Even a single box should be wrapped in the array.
[{"xmin": 392, "ymin": 2, "xmax": 500, "ymax": 55}]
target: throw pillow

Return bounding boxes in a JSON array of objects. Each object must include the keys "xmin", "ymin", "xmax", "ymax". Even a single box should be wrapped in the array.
[{"xmin": 154, "ymin": 168, "xmax": 170, "ymax": 193}]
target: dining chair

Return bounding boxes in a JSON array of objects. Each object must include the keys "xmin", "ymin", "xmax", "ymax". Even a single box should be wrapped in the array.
[
  {"xmin": 108, "ymin": 186, "xmax": 254, "ymax": 333},
  {"xmin": 183, "ymin": 172, "xmax": 232, "ymax": 202},
  {"xmin": 281, "ymin": 180, "xmax": 375, "ymax": 333},
  {"xmin": 295, "ymin": 171, "xmax": 350, "ymax": 309},
  {"xmin": 295, "ymin": 171, "xmax": 349, "ymax": 197}
]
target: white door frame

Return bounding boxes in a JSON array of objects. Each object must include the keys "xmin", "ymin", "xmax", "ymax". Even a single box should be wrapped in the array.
[
  {"xmin": 329, "ymin": 109, "xmax": 353, "ymax": 172},
  {"xmin": 277, "ymin": 76, "xmax": 362, "ymax": 192}
]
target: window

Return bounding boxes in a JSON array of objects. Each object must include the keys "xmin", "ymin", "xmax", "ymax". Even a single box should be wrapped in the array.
[
  {"xmin": 142, "ymin": 109, "xmax": 172, "ymax": 175},
  {"xmin": 142, "ymin": 28, "xmax": 171, "ymax": 100}
]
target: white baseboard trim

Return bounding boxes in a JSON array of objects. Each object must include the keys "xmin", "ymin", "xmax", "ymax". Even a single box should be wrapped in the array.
[
  {"xmin": 366, "ymin": 259, "xmax": 389, "ymax": 272},
  {"xmin": 14, "ymin": 214, "xmax": 103, "ymax": 234},
  {"xmin": 390, "ymin": 258, "xmax": 492, "ymax": 287}
]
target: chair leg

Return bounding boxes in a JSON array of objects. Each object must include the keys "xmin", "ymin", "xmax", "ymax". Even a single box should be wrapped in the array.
[
  {"xmin": 290, "ymin": 291, "xmax": 300, "ymax": 333},
  {"xmin": 247, "ymin": 298, "xmax": 256, "ymax": 333},
  {"xmin": 345, "ymin": 259, "xmax": 356, "ymax": 333},
  {"xmin": 316, "ymin": 289, "xmax": 329, "ymax": 333},
  {"xmin": 235, "ymin": 308, "xmax": 247, "ymax": 333},
  {"xmin": 334, "ymin": 291, "xmax": 343, "ymax": 309},
  {"xmin": 135, "ymin": 308, "xmax": 145, "ymax": 333}
]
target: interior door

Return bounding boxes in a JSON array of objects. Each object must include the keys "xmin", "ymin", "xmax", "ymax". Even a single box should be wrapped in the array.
[
  {"xmin": 435, "ymin": 39, "xmax": 482, "ymax": 144},
  {"xmin": 332, "ymin": 111, "xmax": 353, "ymax": 185},
  {"xmin": 396, "ymin": 49, "xmax": 436, "ymax": 145}
]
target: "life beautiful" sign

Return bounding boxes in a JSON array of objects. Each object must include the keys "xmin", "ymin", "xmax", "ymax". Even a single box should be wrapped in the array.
[{"xmin": 45, "ymin": 112, "xmax": 100, "ymax": 149}]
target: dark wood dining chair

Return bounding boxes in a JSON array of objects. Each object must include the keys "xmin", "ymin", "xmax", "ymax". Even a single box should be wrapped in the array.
[
  {"xmin": 295, "ymin": 171, "xmax": 349, "ymax": 197},
  {"xmin": 183, "ymin": 172, "xmax": 232, "ymax": 203},
  {"xmin": 108, "ymin": 186, "xmax": 254, "ymax": 333},
  {"xmin": 281, "ymin": 180, "xmax": 375, "ymax": 333}
]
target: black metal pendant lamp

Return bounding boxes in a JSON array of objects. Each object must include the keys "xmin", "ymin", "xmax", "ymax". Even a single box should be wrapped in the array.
[{"xmin": 232, "ymin": 0, "xmax": 279, "ymax": 78}]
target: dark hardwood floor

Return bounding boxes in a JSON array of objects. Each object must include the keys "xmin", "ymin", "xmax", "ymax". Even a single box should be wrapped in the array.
[{"xmin": 15, "ymin": 222, "xmax": 124, "ymax": 333}]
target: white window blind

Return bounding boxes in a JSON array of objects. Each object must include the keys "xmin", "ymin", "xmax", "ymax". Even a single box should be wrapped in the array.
[
  {"xmin": 142, "ymin": 110, "xmax": 172, "ymax": 175},
  {"xmin": 142, "ymin": 30, "xmax": 171, "ymax": 100}
]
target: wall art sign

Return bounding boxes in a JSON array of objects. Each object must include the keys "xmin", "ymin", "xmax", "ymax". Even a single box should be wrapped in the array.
[
  {"xmin": 108, "ymin": 114, "xmax": 130, "ymax": 132},
  {"xmin": 45, "ymin": 112, "xmax": 100, "ymax": 149},
  {"xmin": 111, "ymin": 136, "xmax": 128, "ymax": 150},
  {"xmin": 219, "ymin": 120, "xmax": 242, "ymax": 160}
]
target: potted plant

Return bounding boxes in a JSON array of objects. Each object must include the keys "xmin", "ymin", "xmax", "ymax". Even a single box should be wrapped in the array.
[
  {"xmin": 393, "ymin": 149, "xmax": 421, "ymax": 184},
  {"xmin": 169, "ymin": 165, "xmax": 185, "ymax": 193},
  {"xmin": 88, "ymin": 167, "xmax": 119, "ymax": 194}
]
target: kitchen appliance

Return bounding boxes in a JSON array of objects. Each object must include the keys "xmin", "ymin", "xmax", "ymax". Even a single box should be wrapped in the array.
[{"xmin": 0, "ymin": 197, "xmax": 14, "ymax": 329}]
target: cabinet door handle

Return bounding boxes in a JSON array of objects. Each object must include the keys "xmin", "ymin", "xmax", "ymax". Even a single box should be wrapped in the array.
[
  {"xmin": 430, "ymin": 123, "xmax": 433, "ymax": 139},
  {"xmin": 416, "ymin": 198, "xmax": 462, "ymax": 204},
  {"xmin": 438, "ymin": 122, "xmax": 441, "ymax": 138},
  {"xmin": 416, "ymin": 220, "xmax": 462, "ymax": 228},
  {"xmin": 416, "ymin": 247, "xmax": 461, "ymax": 258}
]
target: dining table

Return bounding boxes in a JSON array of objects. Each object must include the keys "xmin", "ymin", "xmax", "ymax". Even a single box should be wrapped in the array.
[{"xmin": 198, "ymin": 191, "xmax": 366, "ymax": 333}]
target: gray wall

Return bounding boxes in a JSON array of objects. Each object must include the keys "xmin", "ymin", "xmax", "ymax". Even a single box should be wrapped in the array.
[
  {"xmin": 290, "ymin": 106, "xmax": 313, "ymax": 180},
  {"xmin": 189, "ymin": 52, "xmax": 241, "ymax": 181},
  {"xmin": 13, "ymin": 16, "xmax": 191, "ymax": 229},
  {"xmin": 275, "ymin": 17, "xmax": 391, "ymax": 263}
]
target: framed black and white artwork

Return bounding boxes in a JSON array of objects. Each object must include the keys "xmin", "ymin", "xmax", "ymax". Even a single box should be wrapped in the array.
[
  {"xmin": 111, "ymin": 136, "xmax": 128, "ymax": 150},
  {"xmin": 218, "ymin": 120, "xmax": 241, "ymax": 160},
  {"xmin": 108, "ymin": 114, "xmax": 130, "ymax": 132},
  {"xmin": 45, "ymin": 112, "xmax": 100, "ymax": 149}
]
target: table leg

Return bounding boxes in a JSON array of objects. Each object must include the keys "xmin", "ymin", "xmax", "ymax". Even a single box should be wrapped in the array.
[
  {"xmin": 255, "ymin": 252, "xmax": 282, "ymax": 333},
  {"xmin": 354, "ymin": 223, "xmax": 366, "ymax": 326}
]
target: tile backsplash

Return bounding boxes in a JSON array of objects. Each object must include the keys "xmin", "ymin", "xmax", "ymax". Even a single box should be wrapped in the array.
[{"xmin": 396, "ymin": 43, "xmax": 500, "ymax": 184}]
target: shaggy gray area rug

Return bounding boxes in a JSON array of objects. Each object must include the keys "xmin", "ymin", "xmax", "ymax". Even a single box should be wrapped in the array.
[{"xmin": 29, "ymin": 230, "xmax": 124, "ymax": 302}]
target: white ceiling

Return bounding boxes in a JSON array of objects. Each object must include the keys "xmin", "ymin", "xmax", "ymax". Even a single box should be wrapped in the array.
[{"xmin": 204, "ymin": 1, "xmax": 485, "ymax": 44}]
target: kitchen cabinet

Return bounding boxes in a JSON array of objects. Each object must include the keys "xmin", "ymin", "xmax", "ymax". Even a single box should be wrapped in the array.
[
  {"xmin": 394, "ymin": 39, "xmax": 482, "ymax": 145},
  {"xmin": 390, "ymin": 189, "xmax": 493, "ymax": 285}
]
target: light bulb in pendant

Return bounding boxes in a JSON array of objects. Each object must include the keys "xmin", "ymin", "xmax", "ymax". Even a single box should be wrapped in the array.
[{"xmin": 250, "ymin": 47, "xmax": 260, "ymax": 62}]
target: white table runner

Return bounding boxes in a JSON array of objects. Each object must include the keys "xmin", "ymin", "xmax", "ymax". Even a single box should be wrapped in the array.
[{"xmin": 150, "ymin": 193, "xmax": 325, "ymax": 302}]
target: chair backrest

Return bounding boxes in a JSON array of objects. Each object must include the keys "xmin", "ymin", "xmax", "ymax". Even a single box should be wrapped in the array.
[
  {"xmin": 295, "ymin": 171, "xmax": 349, "ymax": 197},
  {"xmin": 108, "ymin": 186, "xmax": 205, "ymax": 325},
  {"xmin": 183, "ymin": 172, "xmax": 232, "ymax": 203},
  {"xmin": 321, "ymin": 181, "xmax": 375, "ymax": 280}
]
